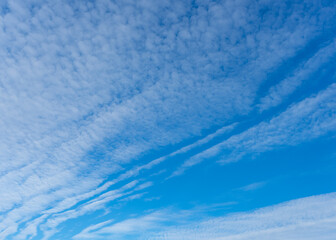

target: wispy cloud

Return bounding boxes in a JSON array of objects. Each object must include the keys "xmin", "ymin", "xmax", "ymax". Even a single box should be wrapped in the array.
[
  {"xmin": 171, "ymin": 82, "xmax": 336, "ymax": 176},
  {"xmin": 73, "ymin": 193, "xmax": 336, "ymax": 240},
  {"xmin": 238, "ymin": 181, "xmax": 266, "ymax": 191},
  {"xmin": 259, "ymin": 39, "xmax": 336, "ymax": 111},
  {"xmin": 73, "ymin": 211, "xmax": 168, "ymax": 239}
]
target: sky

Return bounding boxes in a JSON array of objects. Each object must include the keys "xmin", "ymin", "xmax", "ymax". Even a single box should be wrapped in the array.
[{"xmin": 0, "ymin": 0, "xmax": 336, "ymax": 239}]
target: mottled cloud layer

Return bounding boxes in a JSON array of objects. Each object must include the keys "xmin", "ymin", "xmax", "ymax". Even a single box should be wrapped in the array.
[{"xmin": 0, "ymin": 0, "xmax": 335, "ymax": 239}]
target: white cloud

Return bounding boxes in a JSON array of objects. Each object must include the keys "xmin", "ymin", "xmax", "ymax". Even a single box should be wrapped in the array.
[
  {"xmin": 73, "ymin": 193, "xmax": 336, "ymax": 240},
  {"xmin": 152, "ymin": 193, "xmax": 336, "ymax": 240},
  {"xmin": 73, "ymin": 211, "xmax": 167, "ymax": 239},
  {"xmin": 171, "ymin": 82, "xmax": 336, "ymax": 176},
  {"xmin": 0, "ymin": 0, "xmax": 335, "ymax": 239},
  {"xmin": 259, "ymin": 38, "xmax": 336, "ymax": 111},
  {"xmin": 238, "ymin": 181, "xmax": 266, "ymax": 191}
]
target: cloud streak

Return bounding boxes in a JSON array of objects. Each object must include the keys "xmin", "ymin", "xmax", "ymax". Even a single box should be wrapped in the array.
[
  {"xmin": 171, "ymin": 82, "xmax": 336, "ymax": 176},
  {"xmin": 74, "ymin": 193, "xmax": 336, "ymax": 240}
]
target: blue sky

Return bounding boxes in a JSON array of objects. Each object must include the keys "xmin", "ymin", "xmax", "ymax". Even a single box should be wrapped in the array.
[{"xmin": 0, "ymin": 0, "xmax": 336, "ymax": 239}]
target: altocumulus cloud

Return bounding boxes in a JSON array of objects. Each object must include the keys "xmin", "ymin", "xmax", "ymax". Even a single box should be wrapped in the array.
[{"xmin": 0, "ymin": 0, "xmax": 335, "ymax": 239}]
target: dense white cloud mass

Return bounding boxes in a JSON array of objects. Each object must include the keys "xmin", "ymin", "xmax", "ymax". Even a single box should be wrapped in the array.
[{"xmin": 0, "ymin": 0, "xmax": 335, "ymax": 239}]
